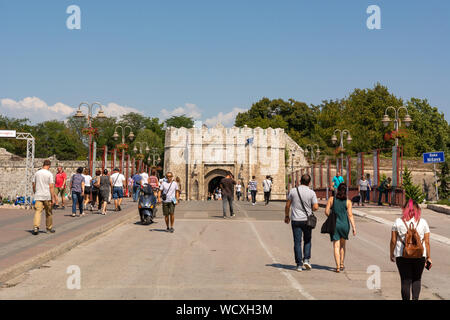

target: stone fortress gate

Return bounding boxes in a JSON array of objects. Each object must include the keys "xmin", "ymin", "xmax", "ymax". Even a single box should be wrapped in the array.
[{"xmin": 163, "ymin": 124, "xmax": 308, "ymax": 201}]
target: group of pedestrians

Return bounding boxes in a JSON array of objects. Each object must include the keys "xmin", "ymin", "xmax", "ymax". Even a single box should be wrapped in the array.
[
  {"xmin": 31, "ymin": 161, "xmax": 131, "ymax": 235},
  {"xmin": 285, "ymin": 173, "xmax": 432, "ymax": 300}
]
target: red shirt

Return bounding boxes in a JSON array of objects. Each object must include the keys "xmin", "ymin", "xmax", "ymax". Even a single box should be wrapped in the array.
[
  {"xmin": 55, "ymin": 172, "xmax": 67, "ymax": 188},
  {"xmin": 149, "ymin": 176, "xmax": 159, "ymax": 189}
]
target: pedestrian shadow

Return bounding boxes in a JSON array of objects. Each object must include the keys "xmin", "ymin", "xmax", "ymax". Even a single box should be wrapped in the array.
[
  {"xmin": 25, "ymin": 230, "xmax": 46, "ymax": 235},
  {"xmin": 266, "ymin": 263, "xmax": 335, "ymax": 272},
  {"xmin": 149, "ymin": 228, "xmax": 168, "ymax": 233},
  {"xmin": 266, "ymin": 263, "xmax": 296, "ymax": 271}
]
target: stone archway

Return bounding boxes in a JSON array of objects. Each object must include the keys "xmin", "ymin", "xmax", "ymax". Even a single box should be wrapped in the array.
[{"xmin": 204, "ymin": 168, "xmax": 229, "ymax": 199}]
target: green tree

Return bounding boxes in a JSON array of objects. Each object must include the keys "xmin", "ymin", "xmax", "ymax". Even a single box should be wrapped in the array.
[
  {"xmin": 165, "ymin": 115, "xmax": 194, "ymax": 128},
  {"xmin": 402, "ymin": 166, "xmax": 425, "ymax": 203},
  {"xmin": 437, "ymin": 159, "xmax": 450, "ymax": 200},
  {"xmin": 130, "ymin": 129, "xmax": 164, "ymax": 166},
  {"xmin": 32, "ymin": 120, "xmax": 86, "ymax": 160}
]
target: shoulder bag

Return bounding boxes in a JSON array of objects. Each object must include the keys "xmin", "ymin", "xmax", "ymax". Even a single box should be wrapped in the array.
[
  {"xmin": 321, "ymin": 198, "xmax": 337, "ymax": 234},
  {"xmin": 296, "ymin": 187, "xmax": 317, "ymax": 229}
]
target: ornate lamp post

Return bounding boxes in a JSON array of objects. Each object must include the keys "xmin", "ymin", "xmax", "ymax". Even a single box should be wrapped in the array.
[
  {"xmin": 331, "ymin": 129, "xmax": 352, "ymax": 176},
  {"xmin": 148, "ymin": 147, "xmax": 161, "ymax": 167},
  {"xmin": 133, "ymin": 141, "xmax": 149, "ymax": 172},
  {"xmin": 112, "ymin": 125, "xmax": 134, "ymax": 173},
  {"xmin": 74, "ymin": 102, "xmax": 107, "ymax": 175},
  {"xmin": 382, "ymin": 106, "xmax": 412, "ymax": 147},
  {"xmin": 305, "ymin": 144, "xmax": 320, "ymax": 190},
  {"xmin": 304, "ymin": 144, "xmax": 320, "ymax": 163}
]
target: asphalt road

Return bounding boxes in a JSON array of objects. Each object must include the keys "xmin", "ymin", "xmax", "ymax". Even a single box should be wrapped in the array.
[{"xmin": 0, "ymin": 200, "xmax": 448, "ymax": 300}]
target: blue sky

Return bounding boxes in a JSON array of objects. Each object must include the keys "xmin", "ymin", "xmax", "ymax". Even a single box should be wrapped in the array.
[{"xmin": 1, "ymin": 0, "xmax": 449, "ymax": 125}]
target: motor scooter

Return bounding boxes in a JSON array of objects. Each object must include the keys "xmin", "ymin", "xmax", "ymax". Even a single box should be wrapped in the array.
[{"xmin": 138, "ymin": 184, "xmax": 157, "ymax": 225}]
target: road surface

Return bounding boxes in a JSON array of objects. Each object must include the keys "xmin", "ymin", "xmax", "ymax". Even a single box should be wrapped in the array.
[{"xmin": 0, "ymin": 200, "xmax": 448, "ymax": 300}]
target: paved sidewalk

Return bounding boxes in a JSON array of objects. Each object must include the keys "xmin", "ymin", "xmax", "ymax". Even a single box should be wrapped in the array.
[{"xmin": 0, "ymin": 197, "xmax": 139, "ymax": 284}]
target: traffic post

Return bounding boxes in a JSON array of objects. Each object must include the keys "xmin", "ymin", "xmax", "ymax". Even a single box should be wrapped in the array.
[{"xmin": 423, "ymin": 151, "xmax": 445, "ymax": 201}]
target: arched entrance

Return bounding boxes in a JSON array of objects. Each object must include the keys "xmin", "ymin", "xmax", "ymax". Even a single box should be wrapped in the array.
[
  {"xmin": 208, "ymin": 176, "xmax": 224, "ymax": 195},
  {"xmin": 204, "ymin": 168, "xmax": 230, "ymax": 200}
]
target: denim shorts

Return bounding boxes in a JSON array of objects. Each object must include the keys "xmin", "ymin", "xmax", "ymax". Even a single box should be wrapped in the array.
[{"xmin": 112, "ymin": 187, "xmax": 124, "ymax": 199}]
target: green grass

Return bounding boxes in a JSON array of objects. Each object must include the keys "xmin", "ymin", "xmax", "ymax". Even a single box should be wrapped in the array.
[{"xmin": 437, "ymin": 199, "xmax": 450, "ymax": 206}]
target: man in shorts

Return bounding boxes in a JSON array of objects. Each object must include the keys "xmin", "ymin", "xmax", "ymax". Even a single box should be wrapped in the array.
[
  {"xmin": 54, "ymin": 166, "xmax": 67, "ymax": 209},
  {"xmin": 157, "ymin": 172, "xmax": 180, "ymax": 233},
  {"xmin": 110, "ymin": 168, "xmax": 126, "ymax": 211}
]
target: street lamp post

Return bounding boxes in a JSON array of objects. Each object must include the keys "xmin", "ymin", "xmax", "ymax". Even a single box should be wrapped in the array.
[
  {"xmin": 149, "ymin": 147, "xmax": 161, "ymax": 167},
  {"xmin": 382, "ymin": 106, "xmax": 412, "ymax": 195},
  {"xmin": 305, "ymin": 144, "xmax": 320, "ymax": 190},
  {"xmin": 331, "ymin": 129, "xmax": 352, "ymax": 176},
  {"xmin": 382, "ymin": 106, "xmax": 412, "ymax": 147},
  {"xmin": 74, "ymin": 102, "xmax": 107, "ymax": 175},
  {"xmin": 112, "ymin": 126, "xmax": 134, "ymax": 173},
  {"xmin": 133, "ymin": 141, "xmax": 150, "ymax": 172}
]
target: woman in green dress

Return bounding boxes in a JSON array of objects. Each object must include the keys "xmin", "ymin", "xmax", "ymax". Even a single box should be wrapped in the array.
[{"xmin": 325, "ymin": 183, "xmax": 357, "ymax": 273}]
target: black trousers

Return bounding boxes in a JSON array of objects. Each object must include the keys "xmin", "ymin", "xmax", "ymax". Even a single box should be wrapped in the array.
[
  {"xmin": 264, "ymin": 191, "xmax": 270, "ymax": 205},
  {"xmin": 395, "ymin": 257, "xmax": 426, "ymax": 300}
]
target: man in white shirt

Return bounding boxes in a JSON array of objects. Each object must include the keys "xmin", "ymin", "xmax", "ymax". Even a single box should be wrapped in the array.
[
  {"xmin": 157, "ymin": 172, "xmax": 180, "ymax": 233},
  {"xmin": 140, "ymin": 169, "xmax": 149, "ymax": 186},
  {"xmin": 110, "ymin": 168, "xmax": 126, "ymax": 211},
  {"xmin": 263, "ymin": 175, "xmax": 273, "ymax": 206},
  {"xmin": 32, "ymin": 160, "xmax": 56, "ymax": 235}
]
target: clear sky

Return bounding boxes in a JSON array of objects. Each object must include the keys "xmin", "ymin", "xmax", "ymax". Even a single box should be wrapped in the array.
[{"xmin": 1, "ymin": 0, "xmax": 449, "ymax": 125}]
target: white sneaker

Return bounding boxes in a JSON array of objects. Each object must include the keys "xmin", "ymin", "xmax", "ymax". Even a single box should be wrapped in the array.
[
  {"xmin": 252, "ymin": 203, "xmax": 255, "ymax": 206},
  {"xmin": 303, "ymin": 260, "xmax": 312, "ymax": 270},
  {"xmin": 296, "ymin": 265, "xmax": 302, "ymax": 272}
]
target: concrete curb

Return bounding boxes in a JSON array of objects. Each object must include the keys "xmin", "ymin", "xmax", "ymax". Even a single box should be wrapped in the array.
[
  {"xmin": 427, "ymin": 204, "xmax": 450, "ymax": 215},
  {"xmin": 0, "ymin": 207, "xmax": 137, "ymax": 285},
  {"xmin": 351, "ymin": 208, "xmax": 450, "ymax": 247}
]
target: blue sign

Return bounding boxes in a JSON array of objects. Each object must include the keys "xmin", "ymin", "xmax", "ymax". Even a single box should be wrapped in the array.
[{"xmin": 423, "ymin": 151, "xmax": 445, "ymax": 164}]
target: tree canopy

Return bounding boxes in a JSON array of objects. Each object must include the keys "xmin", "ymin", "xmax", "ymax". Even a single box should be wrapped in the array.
[{"xmin": 235, "ymin": 84, "xmax": 449, "ymax": 158}]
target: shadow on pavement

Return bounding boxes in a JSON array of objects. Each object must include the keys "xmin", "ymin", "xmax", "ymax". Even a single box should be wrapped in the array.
[
  {"xmin": 266, "ymin": 263, "xmax": 335, "ymax": 272},
  {"xmin": 266, "ymin": 263, "xmax": 295, "ymax": 270}
]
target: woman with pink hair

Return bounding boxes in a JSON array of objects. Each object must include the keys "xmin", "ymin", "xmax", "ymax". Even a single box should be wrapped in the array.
[{"xmin": 390, "ymin": 199, "xmax": 432, "ymax": 300}]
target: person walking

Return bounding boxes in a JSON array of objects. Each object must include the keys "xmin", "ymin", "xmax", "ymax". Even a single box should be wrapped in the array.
[
  {"xmin": 390, "ymin": 199, "xmax": 432, "ymax": 300},
  {"xmin": 32, "ymin": 160, "xmax": 57, "ymax": 235},
  {"xmin": 358, "ymin": 175, "xmax": 371, "ymax": 206},
  {"xmin": 53, "ymin": 166, "xmax": 67, "ymax": 209},
  {"xmin": 157, "ymin": 172, "xmax": 180, "ymax": 233},
  {"xmin": 249, "ymin": 176, "xmax": 258, "ymax": 205},
  {"xmin": 91, "ymin": 169, "xmax": 101, "ymax": 212},
  {"xmin": 110, "ymin": 168, "xmax": 126, "ymax": 211},
  {"xmin": 220, "ymin": 172, "xmax": 236, "ymax": 218},
  {"xmin": 366, "ymin": 173, "xmax": 372, "ymax": 203},
  {"xmin": 377, "ymin": 177, "xmax": 392, "ymax": 206},
  {"xmin": 324, "ymin": 183, "xmax": 357, "ymax": 273},
  {"xmin": 284, "ymin": 174, "xmax": 319, "ymax": 271},
  {"xmin": 70, "ymin": 167, "xmax": 85, "ymax": 217},
  {"xmin": 140, "ymin": 169, "xmax": 149, "ymax": 186},
  {"xmin": 236, "ymin": 181, "xmax": 242, "ymax": 201},
  {"xmin": 175, "ymin": 176, "xmax": 182, "ymax": 202},
  {"xmin": 263, "ymin": 175, "xmax": 272, "ymax": 205},
  {"xmin": 95, "ymin": 169, "xmax": 111, "ymax": 215},
  {"xmin": 331, "ymin": 171, "xmax": 344, "ymax": 197},
  {"xmin": 131, "ymin": 171, "xmax": 143, "ymax": 202},
  {"xmin": 149, "ymin": 169, "xmax": 160, "ymax": 194},
  {"xmin": 82, "ymin": 168, "xmax": 93, "ymax": 211},
  {"xmin": 127, "ymin": 176, "xmax": 133, "ymax": 198}
]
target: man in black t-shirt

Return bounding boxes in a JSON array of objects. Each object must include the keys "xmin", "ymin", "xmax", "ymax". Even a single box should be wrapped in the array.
[{"xmin": 220, "ymin": 172, "xmax": 237, "ymax": 218}]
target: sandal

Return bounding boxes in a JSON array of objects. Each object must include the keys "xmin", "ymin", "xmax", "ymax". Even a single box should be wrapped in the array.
[
  {"xmin": 335, "ymin": 268, "xmax": 340, "ymax": 273},
  {"xmin": 340, "ymin": 265, "xmax": 345, "ymax": 271}
]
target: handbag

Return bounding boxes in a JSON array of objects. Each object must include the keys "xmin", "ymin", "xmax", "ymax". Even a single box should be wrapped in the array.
[
  {"xmin": 321, "ymin": 198, "xmax": 337, "ymax": 234},
  {"xmin": 295, "ymin": 187, "xmax": 317, "ymax": 229},
  {"xmin": 161, "ymin": 181, "xmax": 173, "ymax": 201}
]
